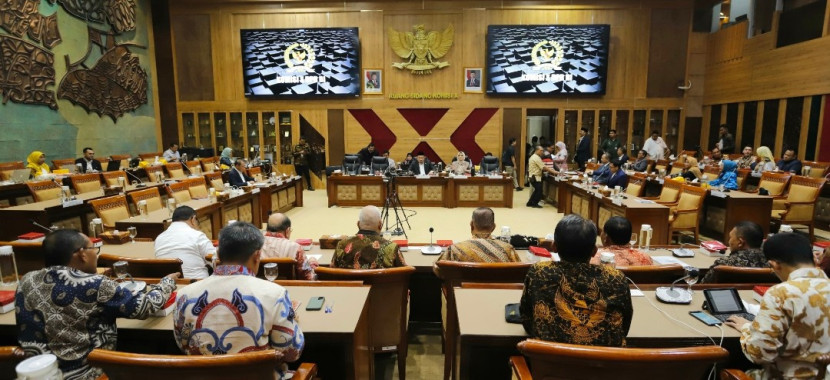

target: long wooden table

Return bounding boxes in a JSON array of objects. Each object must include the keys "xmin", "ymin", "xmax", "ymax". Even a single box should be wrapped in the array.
[
  {"xmin": 702, "ymin": 191, "xmax": 772, "ymax": 242},
  {"xmin": 455, "ymin": 287, "xmax": 753, "ymax": 380},
  {"xmin": 256, "ymin": 179, "xmax": 304, "ymax": 218},
  {"xmin": 326, "ymin": 175, "xmax": 514, "ymax": 208}
]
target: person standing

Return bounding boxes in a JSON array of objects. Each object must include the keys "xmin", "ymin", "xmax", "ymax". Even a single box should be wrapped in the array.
[
  {"xmin": 74, "ymin": 147, "xmax": 102, "ymax": 173},
  {"xmin": 293, "ymin": 136, "xmax": 314, "ymax": 191},
  {"xmin": 527, "ymin": 146, "xmax": 556, "ymax": 208},
  {"xmin": 717, "ymin": 125, "xmax": 735, "ymax": 154},
  {"xmin": 575, "ymin": 127, "xmax": 590, "ymax": 171},
  {"xmin": 358, "ymin": 143, "xmax": 378, "ymax": 166},
  {"xmin": 600, "ymin": 130, "xmax": 622, "ymax": 162},
  {"xmin": 642, "ymin": 131, "xmax": 667, "ymax": 160},
  {"xmin": 502, "ymin": 138, "xmax": 522, "ymax": 191}
]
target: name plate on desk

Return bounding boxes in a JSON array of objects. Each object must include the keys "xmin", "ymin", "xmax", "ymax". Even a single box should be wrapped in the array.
[
  {"xmin": 452, "ymin": 176, "xmax": 467, "ymax": 179},
  {"xmin": 751, "ymin": 172, "xmax": 762, "ymax": 177},
  {"xmin": 594, "ymin": 192, "xmax": 602, "ymax": 199},
  {"xmin": 487, "ymin": 175, "xmax": 504, "ymax": 179},
  {"xmin": 62, "ymin": 199, "xmax": 83, "ymax": 208},
  {"xmin": 293, "ymin": 175, "xmax": 301, "ymax": 180},
  {"xmin": 657, "ymin": 178, "xmax": 665, "ymax": 184},
  {"xmin": 251, "ymin": 188, "xmax": 260, "ymax": 194},
  {"xmin": 415, "ymin": 175, "xmax": 430, "ymax": 179},
  {"xmin": 710, "ymin": 191, "xmax": 727, "ymax": 198},
  {"xmin": 612, "ymin": 198, "xmax": 623, "ymax": 206}
]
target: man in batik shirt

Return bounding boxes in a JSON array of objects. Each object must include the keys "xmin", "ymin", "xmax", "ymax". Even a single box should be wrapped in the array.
[
  {"xmin": 261, "ymin": 213, "xmax": 316, "ymax": 280},
  {"xmin": 17, "ymin": 230, "xmax": 178, "ymax": 380},
  {"xmin": 175, "ymin": 222, "xmax": 304, "ymax": 379},
  {"xmin": 589, "ymin": 216, "xmax": 653, "ymax": 266},
  {"xmin": 520, "ymin": 215, "xmax": 633, "ymax": 346},
  {"xmin": 439, "ymin": 207, "xmax": 520, "ymax": 263},
  {"xmin": 701, "ymin": 221, "xmax": 769, "ymax": 283},
  {"xmin": 725, "ymin": 233, "xmax": 830, "ymax": 379},
  {"xmin": 331, "ymin": 205, "xmax": 407, "ymax": 269}
]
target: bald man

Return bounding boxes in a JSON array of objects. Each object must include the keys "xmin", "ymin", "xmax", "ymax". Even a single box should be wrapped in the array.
[
  {"xmin": 331, "ymin": 205, "xmax": 407, "ymax": 269},
  {"xmin": 261, "ymin": 213, "xmax": 316, "ymax": 280},
  {"xmin": 439, "ymin": 207, "xmax": 520, "ymax": 263}
]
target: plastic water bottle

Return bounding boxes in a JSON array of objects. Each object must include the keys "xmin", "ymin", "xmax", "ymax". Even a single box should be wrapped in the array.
[
  {"xmin": 16, "ymin": 354, "xmax": 62, "ymax": 379},
  {"xmin": 0, "ymin": 246, "xmax": 19, "ymax": 285},
  {"xmin": 599, "ymin": 252, "xmax": 616, "ymax": 269}
]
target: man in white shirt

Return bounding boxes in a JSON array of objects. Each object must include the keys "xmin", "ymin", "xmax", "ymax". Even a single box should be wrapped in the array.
[
  {"xmin": 155, "ymin": 206, "xmax": 216, "ymax": 279},
  {"xmin": 408, "ymin": 151, "xmax": 433, "ymax": 175},
  {"xmin": 163, "ymin": 142, "xmax": 181, "ymax": 162},
  {"xmin": 642, "ymin": 131, "xmax": 667, "ymax": 160},
  {"xmin": 383, "ymin": 151, "xmax": 396, "ymax": 169}
]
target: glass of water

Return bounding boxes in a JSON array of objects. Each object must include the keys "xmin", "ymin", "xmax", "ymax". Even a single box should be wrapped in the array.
[
  {"xmin": 263, "ymin": 263, "xmax": 278, "ymax": 281},
  {"xmin": 113, "ymin": 261, "xmax": 129, "ymax": 281},
  {"xmin": 383, "ymin": 230, "xmax": 392, "ymax": 241},
  {"xmin": 629, "ymin": 233, "xmax": 637, "ymax": 250},
  {"xmin": 127, "ymin": 226, "xmax": 137, "ymax": 243}
]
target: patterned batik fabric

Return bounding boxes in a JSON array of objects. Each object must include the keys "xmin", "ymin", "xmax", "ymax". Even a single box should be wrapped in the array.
[
  {"xmin": 331, "ymin": 231, "xmax": 407, "ymax": 269},
  {"xmin": 740, "ymin": 268, "xmax": 830, "ymax": 380},
  {"xmin": 439, "ymin": 237, "xmax": 521, "ymax": 263},
  {"xmin": 16, "ymin": 267, "xmax": 175, "ymax": 380},
  {"xmin": 174, "ymin": 265, "xmax": 304, "ymax": 379},
  {"xmin": 700, "ymin": 248, "xmax": 770, "ymax": 283},
  {"xmin": 589, "ymin": 246, "xmax": 654, "ymax": 266},
  {"xmin": 520, "ymin": 261, "xmax": 633, "ymax": 347}
]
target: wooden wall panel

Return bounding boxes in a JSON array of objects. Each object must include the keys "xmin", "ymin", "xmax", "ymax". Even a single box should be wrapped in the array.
[
  {"xmin": 328, "ymin": 109, "xmax": 345, "ymax": 165},
  {"xmin": 647, "ymin": 8, "xmax": 691, "ymax": 98},
  {"xmin": 172, "ymin": 14, "xmax": 215, "ymax": 101}
]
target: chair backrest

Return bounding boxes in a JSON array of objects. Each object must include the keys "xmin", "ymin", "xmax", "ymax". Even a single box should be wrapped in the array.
[
  {"xmin": 0, "ymin": 241, "xmax": 45, "ymax": 276},
  {"xmin": 204, "ymin": 171, "xmax": 224, "ymax": 191},
  {"xmin": 167, "ymin": 181, "xmax": 193, "ymax": 204},
  {"xmin": 625, "ymin": 173, "xmax": 647, "ymax": 197},
  {"xmin": 97, "ymin": 253, "xmax": 183, "ymax": 277},
  {"xmin": 87, "ymin": 349, "xmax": 282, "ymax": 379},
  {"xmin": 248, "ymin": 166, "xmax": 263, "ymax": 182},
  {"xmin": 343, "ymin": 155, "xmax": 360, "ymax": 174},
  {"xmin": 70, "ymin": 173, "xmax": 103, "ymax": 194},
  {"xmin": 110, "ymin": 154, "xmax": 132, "ymax": 171},
  {"xmin": 144, "ymin": 165, "xmax": 163, "ymax": 182},
  {"xmin": 187, "ymin": 177, "xmax": 209, "ymax": 199},
  {"xmin": 200, "ymin": 157, "xmax": 217, "ymax": 172},
  {"xmin": 127, "ymin": 187, "xmax": 163, "ymax": 213},
  {"xmin": 0, "ymin": 346, "xmax": 26, "ymax": 380},
  {"xmin": 89, "ymin": 195, "xmax": 131, "ymax": 228},
  {"xmin": 370, "ymin": 156, "xmax": 388, "ymax": 173},
  {"xmin": 703, "ymin": 165, "xmax": 721, "ymax": 178},
  {"xmin": 618, "ymin": 264, "xmax": 685, "ymax": 284},
  {"xmin": 102, "ymin": 171, "xmax": 128, "ymax": 187},
  {"xmin": 51, "ymin": 158, "xmax": 76, "ymax": 171},
  {"xmin": 800, "ymin": 161, "xmax": 830, "ymax": 178},
  {"xmin": 736, "ymin": 168, "xmax": 751, "ymax": 191},
  {"xmin": 315, "ymin": 266, "xmax": 415, "ymax": 349},
  {"xmin": 138, "ymin": 152, "xmax": 163, "ymax": 160},
  {"xmin": 0, "ymin": 161, "xmax": 24, "ymax": 181},
  {"xmin": 677, "ymin": 184, "xmax": 708, "ymax": 210},
  {"xmin": 25, "ymin": 180, "xmax": 61, "ymax": 202},
  {"xmin": 185, "ymin": 160, "xmax": 203, "ymax": 176},
  {"xmin": 654, "ymin": 159, "xmax": 669, "ymax": 174},
  {"xmin": 480, "ymin": 156, "xmax": 500, "ymax": 174},
  {"xmin": 758, "ymin": 172, "xmax": 792, "ymax": 196},
  {"xmin": 710, "ymin": 266, "xmax": 779, "ymax": 284},
  {"xmin": 274, "ymin": 279, "xmax": 365, "ymax": 287},
  {"xmin": 164, "ymin": 163, "xmax": 186, "ymax": 179},
  {"xmin": 783, "ymin": 175, "xmax": 826, "ymax": 221},
  {"xmin": 255, "ymin": 257, "xmax": 298, "ymax": 280},
  {"xmin": 433, "ymin": 261, "xmax": 532, "ymax": 287},
  {"xmin": 645, "ymin": 159, "xmax": 655, "ymax": 173},
  {"xmin": 657, "ymin": 178, "xmax": 682, "ymax": 203},
  {"xmin": 517, "ymin": 339, "xmax": 729, "ymax": 380},
  {"xmin": 586, "ymin": 162, "xmax": 599, "ymax": 171}
]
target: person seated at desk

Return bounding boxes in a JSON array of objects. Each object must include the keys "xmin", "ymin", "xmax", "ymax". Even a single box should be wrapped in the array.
[
  {"xmin": 724, "ymin": 233, "xmax": 830, "ymax": 380},
  {"xmin": 448, "ymin": 151, "xmax": 473, "ymax": 175},
  {"xmin": 358, "ymin": 142, "xmax": 378, "ymax": 166},
  {"xmin": 677, "ymin": 153, "xmax": 702, "ymax": 182},
  {"xmin": 777, "ymin": 148, "xmax": 803, "ymax": 174},
  {"xmin": 174, "ymin": 222, "xmax": 304, "ymax": 379},
  {"xmin": 700, "ymin": 221, "xmax": 768, "ymax": 283},
  {"xmin": 520, "ymin": 214, "xmax": 633, "ymax": 346},
  {"xmin": 591, "ymin": 153, "xmax": 611, "ymax": 184},
  {"xmin": 408, "ymin": 151, "xmax": 434, "ymax": 175},
  {"xmin": 331, "ymin": 205, "xmax": 407, "ymax": 269},
  {"xmin": 163, "ymin": 142, "xmax": 181, "ymax": 162},
  {"xmin": 261, "ymin": 213, "xmax": 317, "ymax": 280},
  {"xmin": 155, "ymin": 205, "xmax": 216, "ymax": 279},
  {"xmin": 382, "ymin": 150, "xmax": 395, "ymax": 169},
  {"xmin": 438, "ymin": 207, "xmax": 520, "ymax": 263},
  {"xmin": 817, "ymin": 247, "xmax": 830, "ymax": 277},
  {"xmin": 736, "ymin": 146, "xmax": 756, "ymax": 169},
  {"xmin": 753, "ymin": 146, "xmax": 776, "ymax": 174},
  {"xmin": 590, "ymin": 216, "xmax": 652, "ymax": 266},
  {"xmin": 632, "ymin": 149, "xmax": 649, "ymax": 172},
  {"xmin": 605, "ymin": 160, "xmax": 628, "ymax": 189},
  {"xmin": 707, "ymin": 159, "xmax": 738, "ymax": 190},
  {"xmin": 26, "ymin": 150, "xmax": 52, "ymax": 179},
  {"xmin": 707, "ymin": 146, "xmax": 724, "ymax": 167},
  {"xmin": 616, "ymin": 146, "xmax": 629, "ymax": 165},
  {"xmin": 400, "ymin": 153, "xmax": 414, "ymax": 170},
  {"xmin": 228, "ymin": 159, "xmax": 254, "ymax": 187},
  {"xmin": 74, "ymin": 147, "xmax": 102, "ymax": 173},
  {"xmin": 17, "ymin": 230, "xmax": 177, "ymax": 379},
  {"xmin": 219, "ymin": 147, "xmax": 234, "ymax": 168}
]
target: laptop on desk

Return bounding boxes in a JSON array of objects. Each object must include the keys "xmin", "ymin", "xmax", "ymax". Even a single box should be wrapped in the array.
[
  {"xmin": 60, "ymin": 164, "xmax": 79, "ymax": 174},
  {"xmin": 702, "ymin": 288, "xmax": 756, "ymax": 322},
  {"xmin": 106, "ymin": 160, "xmax": 121, "ymax": 172},
  {"xmin": 9, "ymin": 169, "xmax": 30, "ymax": 183}
]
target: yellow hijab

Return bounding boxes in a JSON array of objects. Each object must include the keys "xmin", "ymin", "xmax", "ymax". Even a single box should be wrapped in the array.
[
  {"xmin": 26, "ymin": 151, "xmax": 50, "ymax": 177},
  {"xmin": 756, "ymin": 146, "xmax": 774, "ymax": 162}
]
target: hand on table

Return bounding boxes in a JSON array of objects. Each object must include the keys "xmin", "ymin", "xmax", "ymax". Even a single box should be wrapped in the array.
[
  {"xmin": 724, "ymin": 315, "xmax": 750, "ymax": 331},
  {"xmin": 164, "ymin": 272, "xmax": 181, "ymax": 282}
]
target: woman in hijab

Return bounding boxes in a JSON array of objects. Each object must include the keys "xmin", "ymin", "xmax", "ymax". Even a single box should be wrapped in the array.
[
  {"xmin": 753, "ymin": 146, "xmax": 776, "ymax": 174},
  {"xmin": 552, "ymin": 141, "xmax": 568, "ymax": 171},
  {"xmin": 679, "ymin": 153, "xmax": 702, "ymax": 181},
  {"xmin": 449, "ymin": 151, "xmax": 472, "ymax": 175},
  {"xmin": 219, "ymin": 147, "xmax": 233, "ymax": 167},
  {"xmin": 708, "ymin": 159, "xmax": 738, "ymax": 190},
  {"xmin": 26, "ymin": 151, "xmax": 51, "ymax": 179}
]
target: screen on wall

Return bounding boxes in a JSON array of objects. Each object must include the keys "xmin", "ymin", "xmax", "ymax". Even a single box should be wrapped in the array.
[
  {"xmin": 241, "ymin": 28, "xmax": 360, "ymax": 98},
  {"xmin": 486, "ymin": 24, "xmax": 610, "ymax": 95}
]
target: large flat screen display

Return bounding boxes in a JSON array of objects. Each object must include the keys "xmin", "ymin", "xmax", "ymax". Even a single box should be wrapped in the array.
[
  {"xmin": 241, "ymin": 28, "xmax": 360, "ymax": 98},
  {"xmin": 486, "ymin": 24, "xmax": 610, "ymax": 95}
]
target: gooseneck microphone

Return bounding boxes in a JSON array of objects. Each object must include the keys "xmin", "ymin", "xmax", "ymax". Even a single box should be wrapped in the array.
[
  {"xmin": 421, "ymin": 227, "xmax": 442, "ymax": 255},
  {"xmin": 29, "ymin": 219, "xmax": 54, "ymax": 233},
  {"xmin": 123, "ymin": 168, "xmax": 147, "ymax": 188}
]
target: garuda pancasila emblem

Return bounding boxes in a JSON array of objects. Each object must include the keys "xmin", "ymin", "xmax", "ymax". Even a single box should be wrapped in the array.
[{"xmin": 388, "ymin": 24, "xmax": 454, "ymax": 75}]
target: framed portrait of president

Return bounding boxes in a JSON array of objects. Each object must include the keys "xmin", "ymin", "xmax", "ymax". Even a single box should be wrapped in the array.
[
  {"xmin": 464, "ymin": 68, "xmax": 483, "ymax": 93},
  {"xmin": 363, "ymin": 69, "xmax": 382, "ymax": 94}
]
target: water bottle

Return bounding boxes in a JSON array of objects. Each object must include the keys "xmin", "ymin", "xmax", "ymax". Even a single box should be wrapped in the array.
[
  {"xmin": 0, "ymin": 246, "xmax": 18, "ymax": 285},
  {"xmin": 639, "ymin": 224, "xmax": 653, "ymax": 250},
  {"xmin": 88, "ymin": 218, "xmax": 103, "ymax": 239},
  {"xmin": 16, "ymin": 354, "xmax": 62, "ymax": 379},
  {"xmin": 599, "ymin": 252, "xmax": 616, "ymax": 269}
]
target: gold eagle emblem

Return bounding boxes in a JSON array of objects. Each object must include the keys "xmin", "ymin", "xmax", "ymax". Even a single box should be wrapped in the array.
[{"xmin": 388, "ymin": 24, "xmax": 454, "ymax": 74}]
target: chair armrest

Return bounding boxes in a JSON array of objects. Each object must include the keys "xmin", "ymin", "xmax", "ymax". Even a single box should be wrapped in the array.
[
  {"xmin": 656, "ymin": 200, "xmax": 678, "ymax": 206},
  {"xmin": 640, "ymin": 196, "xmax": 660, "ymax": 200},
  {"xmin": 785, "ymin": 200, "xmax": 816, "ymax": 207},
  {"xmin": 719, "ymin": 369, "xmax": 752, "ymax": 380},
  {"xmin": 510, "ymin": 356, "xmax": 532, "ymax": 380},
  {"xmin": 294, "ymin": 363, "xmax": 318, "ymax": 380},
  {"xmin": 674, "ymin": 208, "xmax": 699, "ymax": 215}
]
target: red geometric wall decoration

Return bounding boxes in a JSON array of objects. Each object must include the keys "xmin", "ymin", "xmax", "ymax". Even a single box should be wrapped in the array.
[
  {"xmin": 397, "ymin": 108, "xmax": 448, "ymax": 136},
  {"xmin": 450, "ymin": 108, "xmax": 499, "ymax": 163},
  {"xmin": 410, "ymin": 141, "xmax": 443, "ymax": 165},
  {"xmin": 347, "ymin": 109, "xmax": 397, "ymax": 153}
]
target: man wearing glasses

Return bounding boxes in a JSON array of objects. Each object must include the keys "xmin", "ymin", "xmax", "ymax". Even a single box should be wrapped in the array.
[{"xmin": 16, "ymin": 229, "xmax": 179, "ymax": 380}]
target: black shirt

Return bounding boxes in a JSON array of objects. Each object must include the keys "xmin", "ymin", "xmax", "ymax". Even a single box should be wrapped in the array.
[{"xmin": 502, "ymin": 146, "xmax": 515, "ymax": 166}]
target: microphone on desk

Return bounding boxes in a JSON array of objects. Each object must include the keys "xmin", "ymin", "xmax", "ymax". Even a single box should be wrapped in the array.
[
  {"xmin": 29, "ymin": 219, "xmax": 55, "ymax": 233},
  {"xmin": 421, "ymin": 227, "xmax": 442, "ymax": 255},
  {"xmin": 654, "ymin": 266, "xmax": 699, "ymax": 304},
  {"xmin": 123, "ymin": 168, "xmax": 147, "ymax": 188}
]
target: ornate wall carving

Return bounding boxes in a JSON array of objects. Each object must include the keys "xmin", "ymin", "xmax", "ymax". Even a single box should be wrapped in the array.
[{"xmin": 0, "ymin": 35, "xmax": 57, "ymax": 108}]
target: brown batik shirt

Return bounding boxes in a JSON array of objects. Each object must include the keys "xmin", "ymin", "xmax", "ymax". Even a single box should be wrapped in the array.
[{"xmin": 331, "ymin": 230, "xmax": 407, "ymax": 269}]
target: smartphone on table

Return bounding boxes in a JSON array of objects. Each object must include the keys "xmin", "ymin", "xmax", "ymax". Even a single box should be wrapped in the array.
[
  {"xmin": 306, "ymin": 296, "xmax": 325, "ymax": 311},
  {"xmin": 689, "ymin": 310, "xmax": 722, "ymax": 326}
]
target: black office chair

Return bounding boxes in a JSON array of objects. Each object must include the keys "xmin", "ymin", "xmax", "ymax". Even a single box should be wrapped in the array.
[
  {"xmin": 343, "ymin": 155, "xmax": 360, "ymax": 175},
  {"xmin": 371, "ymin": 156, "xmax": 389, "ymax": 173},
  {"xmin": 480, "ymin": 156, "xmax": 500, "ymax": 174}
]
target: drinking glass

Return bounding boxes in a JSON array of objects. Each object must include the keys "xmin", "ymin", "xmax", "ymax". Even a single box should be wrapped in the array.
[
  {"xmin": 683, "ymin": 266, "xmax": 700, "ymax": 293},
  {"xmin": 263, "ymin": 263, "xmax": 278, "ymax": 281},
  {"xmin": 383, "ymin": 230, "xmax": 392, "ymax": 241},
  {"xmin": 629, "ymin": 233, "xmax": 637, "ymax": 250},
  {"xmin": 113, "ymin": 261, "xmax": 129, "ymax": 281},
  {"xmin": 128, "ymin": 227, "xmax": 137, "ymax": 243}
]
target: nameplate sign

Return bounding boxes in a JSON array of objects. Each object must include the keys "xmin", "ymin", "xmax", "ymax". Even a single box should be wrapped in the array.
[
  {"xmin": 415, "ymin": 175, "xmax": 430, "ymax": 179},
  {"xmin": 710, "ymin": 191, "xmax": 727, "ymax": 198},
  {"xmin": 62, "ymin": 199, "xmax": 83, "ymax": 208},
  {"xmin": 251, "ymin": 188, "xmax": 260, "ymax": 194},
  {"xmin": 594, "ymin": 192, "xmax": 602, "ymax": 199},
  {"xmin": 612, "ymin": 198, "xmax": 623, "ymax": 207}
]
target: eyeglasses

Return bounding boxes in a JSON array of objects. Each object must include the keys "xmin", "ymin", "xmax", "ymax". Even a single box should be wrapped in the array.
[{"xmin": 81, "ymin": 245, "xmax": 101, "ymax": 256}]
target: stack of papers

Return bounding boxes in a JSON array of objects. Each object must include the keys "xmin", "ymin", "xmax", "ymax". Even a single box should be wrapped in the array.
[{"xmin": 651, "ymin": 256, "xmax": 692, "ymax": 267}]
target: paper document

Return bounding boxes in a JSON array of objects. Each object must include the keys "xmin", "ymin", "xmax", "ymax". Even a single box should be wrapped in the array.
[
  {"xmin": 306, "ymin": 254, "xmax": 322, "ymax": 261},
  {"xmin": 651, "ymin": 256, "xmax": 691, "ymax": 267},
  {"xmin": 630, "ymin": 289, "xmax": 645, "ymax": 297}
]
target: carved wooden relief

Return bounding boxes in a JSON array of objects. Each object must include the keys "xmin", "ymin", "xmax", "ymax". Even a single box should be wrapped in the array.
[
  {"xmin": 49, "ymin": 0, "xmax": 106, "ymax": 25},
  {"xmin": 48, "ymin": 0, "xmax": 136, "ymax": 32},
  {"xmin": 0, "ymin": 35, "xmax": 58, "ymax": 109},
  {"xmin": 0, "ymin": 0, "xmax": 62, "ymax": 48}
]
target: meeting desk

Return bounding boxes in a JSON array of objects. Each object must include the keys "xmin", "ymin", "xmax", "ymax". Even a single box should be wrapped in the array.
[
  {"xmin": 0, "ymin": 285, "xmax": 372, "ymax": 380},
  {"xmin": 702, "ymin": 190, "xmax": 772, "ymax": 243},
  {"xmin": 326, "ymin": 174, "xmax": 514, "ymax": 208},
  {"xmin": 255, "ymin": 178, "xmax": 304, "ymax": 217},
  {"xmin": 454, "ymin": 287, "xmax": 752, "ymax": 380}
]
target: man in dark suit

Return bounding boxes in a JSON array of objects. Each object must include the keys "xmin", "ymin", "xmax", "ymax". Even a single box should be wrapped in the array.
[
  {"xmin": 358, "ymin": 143, "xmax": 378, "ymax": 166},
  {"xmin": 408, "ymin": 151, "xmax": 433, "ymax": 175},
  {"xmin": 575, "ymin": 127, "xmax": 590, "ymax": 171},
  {"xmin": 228, "ymin": 159, "xmax": 254, "ymax": 187},
  {"xmin": 606, "ymin": 160, "xmax": 628, "ymax": 189},
  {"xmin": 74, "ymin": 147, "xmax": 102, "ymax": 173},
  {"xmin": 466, "ymin": 71, "xmax": 480, "ymax": 87}
]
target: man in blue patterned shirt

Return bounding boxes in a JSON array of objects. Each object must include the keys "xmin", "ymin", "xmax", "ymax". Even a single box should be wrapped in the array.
[
  {"xmin": 174, "ymin": 222, "xmax": 304, "ymax": 379},
  {"xmin": 16, "ymin": 230, "xmax": 178, "ymax": 380}
]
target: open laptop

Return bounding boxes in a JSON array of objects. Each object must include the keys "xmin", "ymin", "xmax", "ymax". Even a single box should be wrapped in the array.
[
  {"xmin": 702, "ymin": 288, "xmax": 756, "ymax": 322},
  {"xmin": 106, "ymin": 160, "xmax": 121, "ymax": 172},
  {"xmin": 9, "ymin": 169, "xmax": 30, "ymax": 183},
  {"xmin": 60, "ymin": 164, "xmax": 79, "ymax": 174}
]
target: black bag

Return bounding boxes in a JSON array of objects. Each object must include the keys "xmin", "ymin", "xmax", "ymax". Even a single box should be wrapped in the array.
[
  {"xmin": 509, "ymin": 235, "xmax": 539, "ymax": 249},
  {"xmin": 505, "ymin": 303, "xmax": 522, "ymax": 324}
]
